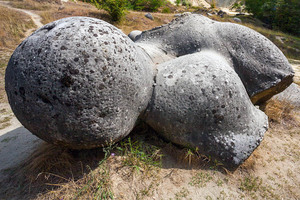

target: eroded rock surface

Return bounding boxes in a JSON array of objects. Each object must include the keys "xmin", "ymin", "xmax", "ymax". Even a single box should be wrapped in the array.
[
  {"xmin": 6, "ymin": 14, "xmax": 292, "ymax": 169},
  {"xmin": 135, "ymin": 14, "xmax": 294, "ymax": 104},
  {"xmin": 5, "ymin": 17, "xmax": 153, "ymax": 149},
  {"xmin": 143, "ymin": 51, "xmax": 268, "ymax": 169}
]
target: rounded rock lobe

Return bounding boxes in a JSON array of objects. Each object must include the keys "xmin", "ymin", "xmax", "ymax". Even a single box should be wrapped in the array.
[
  {"xmin": 5, "ymin": 17, "xmax": 154, "ymax": 149},
  {"xmin": 143, "ymin": 51, "xmax": 268, "ymax": 169}
]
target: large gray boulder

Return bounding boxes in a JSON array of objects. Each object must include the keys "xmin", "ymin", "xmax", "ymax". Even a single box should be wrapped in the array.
[
  {"xmin": 5, "ymin": 17, "xmax": 154, "ymax": 149},
  {"xmin": 142, "ymin": 51, "xmax": 268, "ymax": 169},
  {"xmin": 135, "ymin": 14, "xmax": 294, "ymax": 104}
]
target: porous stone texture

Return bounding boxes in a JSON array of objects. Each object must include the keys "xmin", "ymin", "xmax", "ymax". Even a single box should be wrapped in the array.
[
  {"xmin": 135, "ymin": 14, "xmax": 294, "ymax": 104},
  {"xmin": 5, "ymin": 17, "xmax": 154, "ymax": 149},
  {"xmin": 142, "ymin": 51, "xmax": 268, "ymax": 169}
]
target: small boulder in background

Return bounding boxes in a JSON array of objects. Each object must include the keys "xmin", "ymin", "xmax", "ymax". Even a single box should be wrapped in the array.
[
  {"xmin": 233, "ymin": 17, "xmax": 242, "ymax": 23},
  {"xmin": 145, "ymin": 13, "xmax": 154, "ymax": 20}
]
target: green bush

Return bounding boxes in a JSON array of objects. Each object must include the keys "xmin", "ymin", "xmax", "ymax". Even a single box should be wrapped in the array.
[
  {"xmin": 127, "ymin": 0, "xmax": 165, "ymax": 12},
  {"xmin": 162, "ymin": 7, "xmax": 171, "ymax": 13},
  {"xmin": 273, "ymin": 0, "xmax": 300, "ymax": 36},
  {"xmin": 245, "ymin": 0, "xmax": 300, "ymax": 36},
  {"xmin": 181, "ymin": 0, "xmax": 191, "ymax": 7},
  {"xmin": 90, "ymin": 0, "xmax": 128, "ymax": 21}
]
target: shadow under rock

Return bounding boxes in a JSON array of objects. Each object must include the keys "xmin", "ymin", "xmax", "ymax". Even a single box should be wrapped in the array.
[
  {"xmin": 0, "ymin": 126, "xmax": 106, "ymax": 200},
  {"xmin": 127, "ymin": 122, "xmax": 230, "ymax": 173}
]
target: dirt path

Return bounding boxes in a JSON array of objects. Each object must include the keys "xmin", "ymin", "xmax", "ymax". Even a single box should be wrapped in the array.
[
  {"xmin": 0, "ymin": 1, "xmax": 43, "ymax": 37},
  {"xmin": 0, "ymin": 1, "xmax": 44, "ymax": 179}
]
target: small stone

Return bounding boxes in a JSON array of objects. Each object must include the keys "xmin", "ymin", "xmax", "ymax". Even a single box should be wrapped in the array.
[
  {"xmin": 233, "ymin": 17, "xmax": 242, "ymax": 23},
  {"xmin": 145, "ymin": 13, "xmax": 154, "ymax": 20}
]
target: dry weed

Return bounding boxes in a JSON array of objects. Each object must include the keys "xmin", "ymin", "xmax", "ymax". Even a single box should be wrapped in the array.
[
  {"xmin": 9, "ymin": 0, "xmax": 60, "ymax": 10},
  {"xmin": 0, "ymin": 143, "xmax": 106, "ymax": 199},
  {"xmin": 0, "ymin": 6, "xmax": 35, "ymax": 49},
  {"xmin": 261, "ymin": 99, "xmax": 299, "ymax": 128}
]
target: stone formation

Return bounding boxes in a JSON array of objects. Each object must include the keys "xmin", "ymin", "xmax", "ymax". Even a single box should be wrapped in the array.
[{"xmin": 5, "ymin": 14, "xmax": 294, "ymax": 169}]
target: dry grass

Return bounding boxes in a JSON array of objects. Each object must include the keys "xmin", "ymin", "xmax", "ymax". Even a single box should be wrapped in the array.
[
  {"xmin": 0, "ymin": 6, "xmax": 35, "ymax": 49},
  {"xmin": 0, "ymin": 5, "xmax": 35, "ymax": 103},
  {"xmin": 38, "ymin": 1, "xmax": 175, "ymax": 34},
  {"xmin": 0, "ymin": 143, "xmax": 107, "ymax": 199},
  {"xmin": 8, "ymin": 0, "xmax": 61, "ymax": 10},
  {"xmin": 39, "ymin": 1, "xmax": 107, "ymax": 24},
  {"xmin": 119, "ymin": 11, "xmax": 175, "ymax": 34},
  {"xmin": 36, "ymin": 162, "xmax": 114, "ymax": 200},
  {"xmin": 261, "ymin": 99, "xmax": 300, "ymax": 128}
]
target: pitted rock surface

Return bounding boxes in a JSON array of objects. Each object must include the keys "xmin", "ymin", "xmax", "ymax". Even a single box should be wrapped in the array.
[
  {"xmin": 5, "ymin": 17, "xmax": 153, "ymax": 149},
  {"xmin": 135, "ymin": 14, "xmax": 294, "ymax": 104},
  {"xmin": 143, "ymin": 51, "xmax": 268, "ymax": 169}
]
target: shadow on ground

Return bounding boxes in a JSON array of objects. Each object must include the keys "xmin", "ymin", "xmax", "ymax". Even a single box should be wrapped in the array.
[{"xmin": 0, "ymin": 122, "xmax": 226, "ymax": 199}]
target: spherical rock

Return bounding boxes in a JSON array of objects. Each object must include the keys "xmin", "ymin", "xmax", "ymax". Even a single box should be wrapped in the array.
[
  {"xmin": 135, "ymin": 14, "xmax": 294, "ymax": 104},
  {"xmin": 5, "ymin": 17, "xmax": 154, "ymax": 149},
  {"xmin": 142, "ymin": 51, "xmax": 268, "ymax": 169}
]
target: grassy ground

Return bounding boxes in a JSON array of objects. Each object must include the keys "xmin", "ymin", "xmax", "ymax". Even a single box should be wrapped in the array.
[
  {"xmin": 0, "ymin": 1, "xmax": 299, "ymax": 199},
  {"xmin": 36, "ymin": 1, "xmax": 176, "ymax": 34},
  {"xmin": 1, "ymin": 106, "xmax": 299, "ymax": 199},
  {"xmin": 0, "ymin": 5, "xmax": 35, "ymax": 103}
]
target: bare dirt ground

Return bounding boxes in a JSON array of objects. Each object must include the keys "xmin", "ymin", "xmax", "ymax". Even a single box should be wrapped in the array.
[{"xmin": 0, "ymin": 2, "xmax": 299, "ymax": 200}]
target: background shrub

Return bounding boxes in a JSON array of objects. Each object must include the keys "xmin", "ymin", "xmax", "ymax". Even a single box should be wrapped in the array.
[
  {"xmin": 127, "ymin": 0, "xmax": 165, "ymax": 12},
  {"xmin": 90, "ymin": 0, "xmax": 128, "ymax": 21},
  {"xmin": 244, "ymin": 0, "xmax": 300, "ymax": 36}
]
